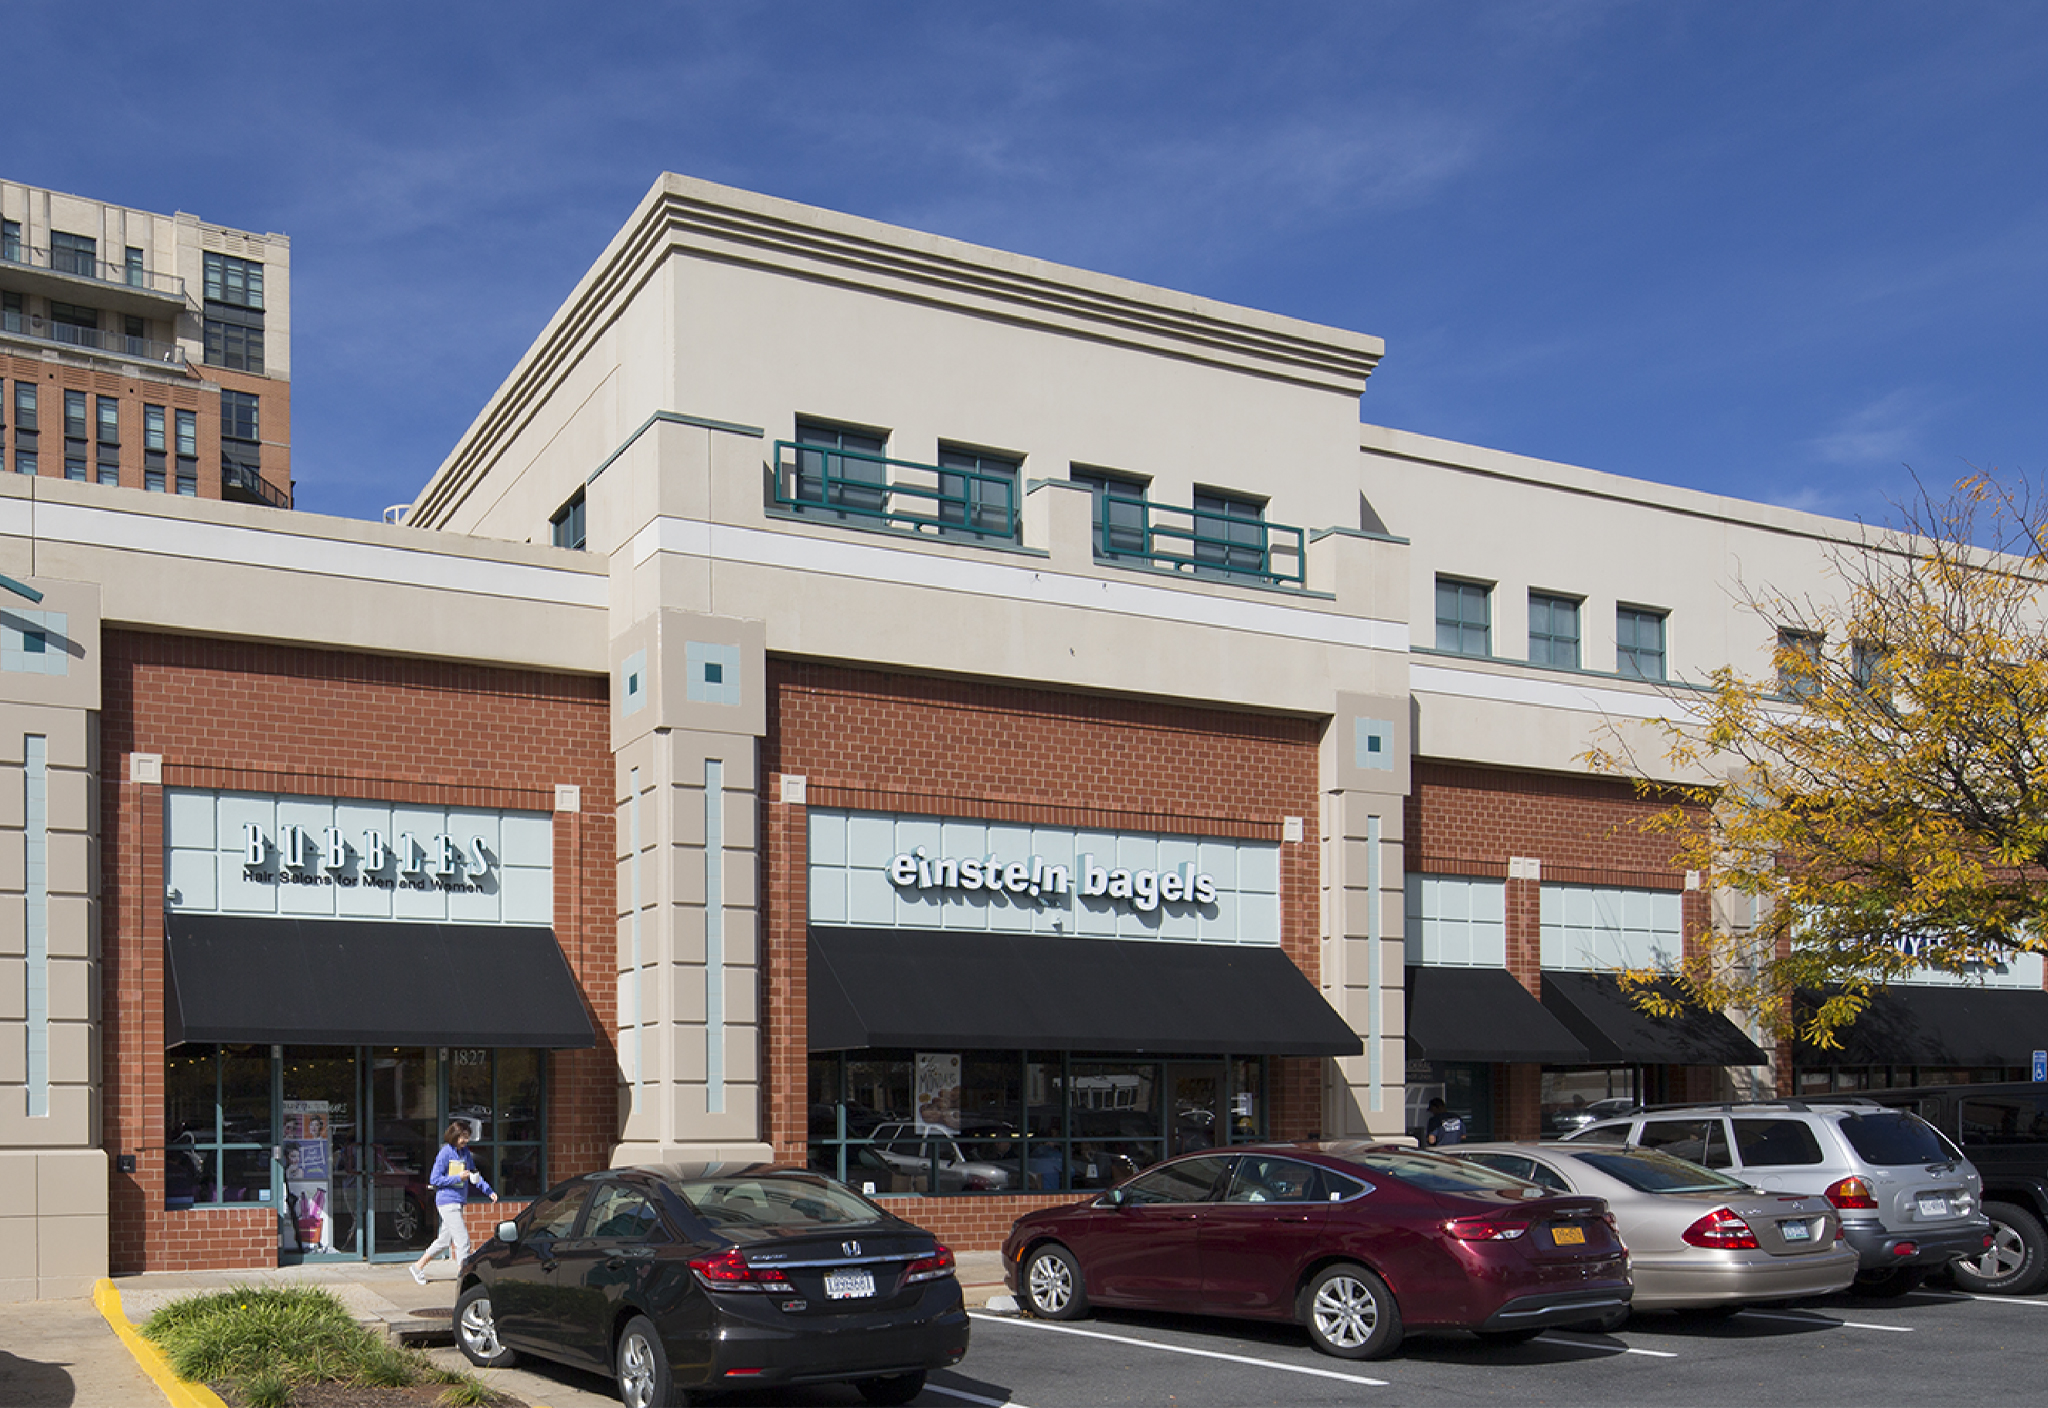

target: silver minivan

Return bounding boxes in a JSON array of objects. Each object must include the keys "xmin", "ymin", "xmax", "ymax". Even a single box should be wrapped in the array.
[{"xmin": 1563, "ymin": 1098, "xmax": 1990, "ymax": 1295}]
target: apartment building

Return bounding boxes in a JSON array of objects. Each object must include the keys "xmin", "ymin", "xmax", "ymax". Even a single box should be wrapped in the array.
[{"xmin": 0, "ymin": 180, "xmax": 291, "ymax": 508}]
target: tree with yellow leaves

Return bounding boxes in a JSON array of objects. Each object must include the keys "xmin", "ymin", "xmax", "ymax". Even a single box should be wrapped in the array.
[{"xmin": 1585, "ymin": 473, "xmax": 2048, "ymax": 1048}]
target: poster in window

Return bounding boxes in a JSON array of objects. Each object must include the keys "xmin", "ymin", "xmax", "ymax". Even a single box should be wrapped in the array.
[
  {"xmin": 282, "ymin": 1100, "xmax": 334, "ymax": 1253},
  {"xmin": 915, "ymin": 1052, "xmax": 961, "ymax": 1131}
]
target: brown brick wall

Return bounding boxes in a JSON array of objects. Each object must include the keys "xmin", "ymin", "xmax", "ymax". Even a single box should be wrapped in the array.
[
  {"xmin": 762, "ymin": 661, "xmax": 1324, "ymax": 1246},
  {"xmin": 100, "ymin": 629, "xmax": 611, "ymax": 1272},
  {"xmin": 1407, "ymin": 759, "xmax": 1718, "ymax": 1127},
  {"xmin": 0, "ymin": 350, "xmax": 236, "ymax": 497}
]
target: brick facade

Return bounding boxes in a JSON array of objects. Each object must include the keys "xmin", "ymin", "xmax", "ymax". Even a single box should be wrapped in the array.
[
  {"xmin": 1407, "ymin": 759, "xmax": 1720, "ymax": 1129},
  {"xmin": 761, "ymin": 661, "xmax": 1325, "ymax": 1244},
  {"xmin": 99, "ymin": 629, "xmax": 611, "ymax": 1272}
]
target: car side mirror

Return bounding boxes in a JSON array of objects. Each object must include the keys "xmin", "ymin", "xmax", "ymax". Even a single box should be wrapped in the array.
[
  {"xmin": 495, "ymin": 1220, "xmax": 521, "ymax": 1244},
  {"xmin": 1102, "ymin": 1187, "xmax": 1127, "ymax": 1209}
]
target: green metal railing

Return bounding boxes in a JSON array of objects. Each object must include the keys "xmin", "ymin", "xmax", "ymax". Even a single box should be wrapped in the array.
[
  {"xmin": 772, "ymin": 441, "xmax": 1018, "ymax": 541},
  {"xmin": 1094, "ymin": 498, "xmax": 1305, "ymax": 587}
]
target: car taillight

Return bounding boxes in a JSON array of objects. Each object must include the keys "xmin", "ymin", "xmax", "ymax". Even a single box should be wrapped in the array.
[
  {"xmin": 687, "ymin": 1246, "xmax": 794, "ymax": 1292},
  {"xmin": 905, "ymin": 1243, "xmax": 956, "ymax": 1284},
  {"xmin": 1825, "ymin": 1176, "xmax": 1879, "ymax": 1210},
  {"xmin": 1682, "ymin": 1208, "xmax": 1760, "ymax": 1250},
  {"xmin": 1444, "ymin": 1216, "xmax": 1529, "ymax": 1241}
]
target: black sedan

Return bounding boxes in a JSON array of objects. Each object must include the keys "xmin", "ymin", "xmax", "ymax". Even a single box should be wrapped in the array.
[{"xmin": 454, "ymin": 1164, "xmax": 968, "ymax": 1406}]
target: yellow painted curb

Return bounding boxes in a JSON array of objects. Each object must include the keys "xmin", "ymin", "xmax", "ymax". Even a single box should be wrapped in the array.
[{"xmin": 93, "ymin": 1277, "xmax": 231, "ymax": 1408}]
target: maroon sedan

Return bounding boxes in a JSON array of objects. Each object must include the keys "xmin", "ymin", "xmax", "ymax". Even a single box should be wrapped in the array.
[{"xmin": 1001, "ymin": 1141, "xmax": 1630, "ymax": 1359}]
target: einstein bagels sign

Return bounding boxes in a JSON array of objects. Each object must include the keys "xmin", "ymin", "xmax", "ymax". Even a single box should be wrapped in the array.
[
  {"xmin": 808, "ymin": 809, "xmax": 1279, "ymax": 944},
  {"xmin": 887, "ymin": 849, "xmax": 1218, "ymax": 911}
]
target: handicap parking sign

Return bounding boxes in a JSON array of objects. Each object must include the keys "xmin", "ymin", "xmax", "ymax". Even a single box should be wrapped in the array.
[{"xmin": 2035, "ymin": 1050, "xmax": 2046, "ymax": 1083}]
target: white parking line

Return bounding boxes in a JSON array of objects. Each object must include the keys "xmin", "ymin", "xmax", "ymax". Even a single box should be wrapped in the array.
[
  {"xmin": 1539, "ymin": 1335, "xmax": 1679, "ymax": 1358},
  {"xmin": 927, "ymin": 1385, "xmax": 1037, "ymax": 1408},
  {"xmin": 1736, "ymin": 1310, "xmax": 1914, "ymax": 1333},
  {"xmin": 969, "ymin": 1311, "xmax": 1391, "ymax": 1386},
  {"xmin": 1947, "ymin": 1293, "xmax": 2048, "ymax": 1307}
]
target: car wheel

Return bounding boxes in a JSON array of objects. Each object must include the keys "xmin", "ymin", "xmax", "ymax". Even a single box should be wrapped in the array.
[
  {"xmin": 393, "ymin": 1196, "xmax": 422, "ymax": 1242},
  {"xmin": 1023, "ymin": 1243, "xmax": 1088, "ymax": 1320},
  {"xmin": 453, "ymin": 1285, "xmax": 517, "ymax": 1369},
  {"xmin": 1950, "ymin": 1202, "xmax": 2048, "ymax": 1295},
  {"xmin": 1301, "ymin": 1263, "xmax": 1402, "ymax": 1360},
  {"xmin": 616, "ymin": 1314, "xmax": 682, "ymax": 1408},
  {"xmin": 856, "ymin": 1370, "xmax": 928, "ymax": 1406},
  {"xmin": 1852, "ymin": 1266, "xmax": 1927, "ymax": 1298}
]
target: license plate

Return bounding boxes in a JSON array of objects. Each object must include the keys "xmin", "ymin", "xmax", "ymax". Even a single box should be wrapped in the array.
[
  {"xmin": 1551, "ymin": 1225, "xmax": 1585, "ymax": 1245},
  {"xmin": 1917, "ymin": 1196, "xmax": 1949, "ymax": 1218},
  {"xmin": 825, "ymin": 1268, "xmax": 876, "ymax": 1300},
  {"xmin": 1780, "ymin": 1220, "xmax": 1812, "ymax": 1242}
]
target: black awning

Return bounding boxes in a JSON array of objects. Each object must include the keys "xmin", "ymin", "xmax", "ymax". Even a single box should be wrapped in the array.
[
  {"xmin": 1798, "ymin": 984, "xmax": 2048, "ymax": 1067},
  {"xmin": 165, "ymin": 914, "xmax": 597, "ymax": 1049},
  {"xmin": 1405, "ymin": 966, "xmax": 1589, "ymax": 1064},
  {"xmin": 1540, "ymin": 970, "xmax": 1769, "ymax": 1067},
  {"xmin": 807, "ymin": 928, "xmax": 1362, "ymax": 1057}
]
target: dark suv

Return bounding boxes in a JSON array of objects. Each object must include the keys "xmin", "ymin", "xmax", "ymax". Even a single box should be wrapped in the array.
[{"xmin": 1868, "ymin": 1082, "xmax": 2048, "ymax": 1294}]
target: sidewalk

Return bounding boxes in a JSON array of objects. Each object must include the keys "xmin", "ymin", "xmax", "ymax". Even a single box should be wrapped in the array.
[{"xmin": 2, "ymin": 1250, "xmax": 1013, "ymax": 1408}]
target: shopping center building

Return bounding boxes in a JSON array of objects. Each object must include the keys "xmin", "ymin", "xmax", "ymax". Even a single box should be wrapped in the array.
[{"xmin": 2, "ymin": 173, "xmax": 2041, "ymax": 1296}]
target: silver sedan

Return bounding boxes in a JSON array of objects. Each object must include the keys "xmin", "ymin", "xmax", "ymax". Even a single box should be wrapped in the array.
[{"xmin": 1451, "ymin": 1142, "xmax": 1859, "ymax": 1316}]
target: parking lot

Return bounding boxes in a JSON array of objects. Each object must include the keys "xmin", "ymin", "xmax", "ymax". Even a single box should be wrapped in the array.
[{"xmin": 478, "ymin": 1279, "xmax": 2042, "ymax": 1407}]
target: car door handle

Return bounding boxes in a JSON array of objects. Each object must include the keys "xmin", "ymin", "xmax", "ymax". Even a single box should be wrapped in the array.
[{"xmin": 1170, "ymin": 1213, "xmax": 1199, "ymax": 1221}]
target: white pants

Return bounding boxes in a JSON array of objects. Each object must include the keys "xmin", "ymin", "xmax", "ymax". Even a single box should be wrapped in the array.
[{"xmin": 423, "ymin": 1202, "xmax": 471, "ymax": 1266}]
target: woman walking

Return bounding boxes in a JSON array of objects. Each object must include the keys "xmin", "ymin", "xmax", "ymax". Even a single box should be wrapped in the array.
[{"xmin": 411, "ymin": 1122, "xmax": 497, "ymax": 1285}]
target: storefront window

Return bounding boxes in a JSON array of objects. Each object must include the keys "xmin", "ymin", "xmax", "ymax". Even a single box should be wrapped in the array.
[
  {"xmin": 1405, "ymin": 1060, "xmax": 1491, "ymax": 1143},
  {"xmin": 1539, "ymin": 1067, "xmax": 1640, "ymax": 1138},
  {"xmin": 165, "ymin": 1044, "xmax": 274, "ymax": 1208},
  {"xmin": 808, "ymin": 1051, "xmax": 1263, "ymax": 1196}
]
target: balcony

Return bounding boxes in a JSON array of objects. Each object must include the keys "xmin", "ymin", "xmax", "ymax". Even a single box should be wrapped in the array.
[
  {"xmin": 0, "ymin": 308, "xmax": 186, "ymax": 366},
  {"xmin": 1093, "ymin": 498, "xmax": 1306, "ymax": 587},
  {"xmin": 0, "ymin": 243, "xmax": 188, "ymax": 315},
  {"xmin": 221, "ymin": 459, "xmax": 291, "ymax": 509},
  {"xmin": 771, "ymin": 441, "xmax": 1018, "ymax": 542}
]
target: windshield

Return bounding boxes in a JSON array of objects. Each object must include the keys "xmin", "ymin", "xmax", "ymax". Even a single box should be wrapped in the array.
[
  {"xmin": 1348, "ymin": 1150, "xmax": 1546, "ymax": 1197},
  {"xmin": 673, "ymin": 1175, "xmax": 885, "ymax": 1229},
  {"xmin": 1568, "ymin": 1147, "xmax": 1753, "ymax": 1195},
  {"xmin": 1838, "ymin": 1111, "xmax": 1953, "ymax": 1166}
]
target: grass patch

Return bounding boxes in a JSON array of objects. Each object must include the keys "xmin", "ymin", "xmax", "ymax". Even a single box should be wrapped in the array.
[{"xmin": 138, "ymin": 1286, "xmax": 464, "ymax": 1404}]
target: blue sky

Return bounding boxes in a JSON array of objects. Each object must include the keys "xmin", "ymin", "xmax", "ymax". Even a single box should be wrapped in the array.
[{"xmin": 10, "ymin": 2, "xmax": 2047, "ymax": 526}]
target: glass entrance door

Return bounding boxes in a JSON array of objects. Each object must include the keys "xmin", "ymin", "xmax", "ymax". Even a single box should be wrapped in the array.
[
  {"xmin": 366, "ymin": 1047, "xmax": 439, "ymax": 1261},
  {"xmin": 280, "ymin": 1047, "xmax": 359, "ymax": 1258},
  {"xmin": 1166, "ymin": 1063, "xmax": 1226, "ymax": 1157}
]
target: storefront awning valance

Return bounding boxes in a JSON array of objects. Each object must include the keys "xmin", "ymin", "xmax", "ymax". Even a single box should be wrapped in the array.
[
  {"xmin": 1796, "ymin": 984, "xmax": 2048, "ymax": 1067},
  {"xmin": 1405, "ymin": 966, "xmax": 1590, "ymax": 1064},
  {"xmin": 807, "ymin": 928, "xmax": 1362, "ymax": 1057},
  {"xmin": 165, "ymin": 914, "xmax": 597, "ymax": 1049},
  {"xmin": 1540, "ymin": 970, "xmax": 1768, "ymax": 1067}
]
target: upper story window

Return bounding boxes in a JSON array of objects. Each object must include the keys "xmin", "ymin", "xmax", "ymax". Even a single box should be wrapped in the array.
[
  {"xmin": 1435, "ymin": 576, "xmax": 1492, "ymax": 656},
  {"xmin": 551, "ymin": 488, "xmax": 587, "ymax": 550},
  {"xmin": 203, "ymin": 252, "xmax": 264, "ymax": 310},
  {"xmin": 63, "ymin": 389, "xmax": 87, "ymax": 439},
  {"xmin": 1071, "ymin": 467, "xmax": 1149, "ymax": 560},
  {"xmin": 204, "ymin": 308, "xmax": 264, "ymax": 373},
  {"xmin": 792, "ymin": 419, "xmax": 887, "ymax": 517},
  {"xmin": 1191, "ymin": 489, "xmax": 1268, "ymax": 576},
  {"xmin": 1777, "ymin": 627, "xmax": 1825, "ymax": 698},
  {"xmin": 1529, "ymin": 591, "xmax": 1582, "ymax": 669},
  {"xmin": 0, "ymin": 220, "xmax": 20, "ymax": 262},
  {"xmin": 1851, "ymin": 640, "xmax": 1889, "ymax": 698},
  {"xmin": 50, "ymin": 231, "xmax": 96, "ymax": 277},
  {"xmin": 96, "ymin": 395, "xmax": 119, "ymax": 443},
  {"xmin": 934, "ymin": 445, "xmax": 1018, "ymax": 541},
  {"xmin": 1617, "ymin": 605, "xmax": 1668, "ymax": 681},
  {"xmin": 124, "ymin": 247, "xmax": 145, "ymax": 287},
  {"xmin": 221, "ymin": 389, "xmax": 259, "ymax": 443}
]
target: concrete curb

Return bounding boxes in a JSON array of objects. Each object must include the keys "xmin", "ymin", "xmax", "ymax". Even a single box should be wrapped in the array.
[{"xmin": 92, "ymin": 1278, "xmax": 231, "ymax": 1408}]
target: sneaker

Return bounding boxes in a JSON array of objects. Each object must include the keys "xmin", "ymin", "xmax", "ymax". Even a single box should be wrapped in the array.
[{"xmin": 410, "ymin": 1265, "xmax": 428, "ymax": 1286}]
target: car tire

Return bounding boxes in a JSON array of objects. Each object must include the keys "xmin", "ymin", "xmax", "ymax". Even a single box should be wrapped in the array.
[
  {"xmin": 1023, "ymin": 1243, "xmax": 1088, "ymax": 1320},
  {"xmin": 1301, "ymin": 1262, "xmax": 1402, "ymax": 1360},
  {"xmin": 393, "ymin": 1196, "xmax": 422, "ymax": 1243},
  {"xmin": 1851, "ymin": 1265, "xmax": 1928, "ymax": 1298},
  {"xmin": 453, "ymin": 1285, "xmax": 517, "ymax": 1369},
  {"xmin": 856, "ymin": 1370, "xmax": 928, "ymax": 1405},
  {"xmin": 1950, "ymin": 1201, "xmax": 2048, "ymax": 1295},
  {"xmin": 616, "ymin": 1314, "xmax": 684, "ymax": 1408}
]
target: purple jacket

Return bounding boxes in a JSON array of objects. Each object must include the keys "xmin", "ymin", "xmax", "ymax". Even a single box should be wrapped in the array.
[{"xmin": 428, "ymin": 1143, "xmax": 495, "ymax": 1209}]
